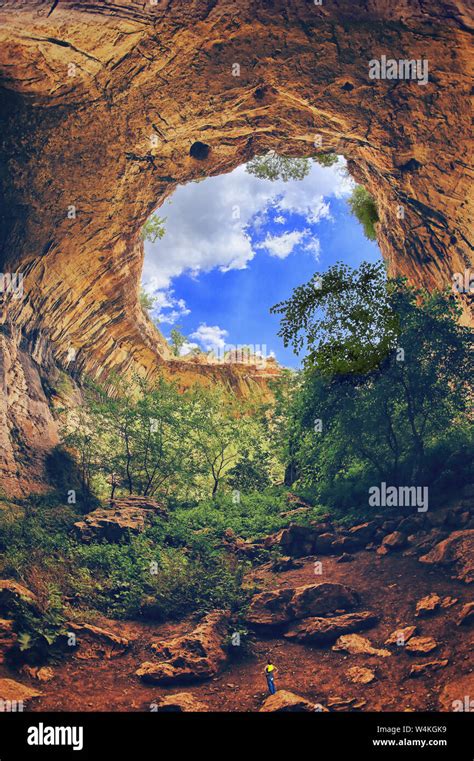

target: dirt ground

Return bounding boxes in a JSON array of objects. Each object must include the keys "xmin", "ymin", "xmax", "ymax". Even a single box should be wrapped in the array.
[{"xmin": 3, "ymin": 548, "xmax": 471, "ymax": 713}]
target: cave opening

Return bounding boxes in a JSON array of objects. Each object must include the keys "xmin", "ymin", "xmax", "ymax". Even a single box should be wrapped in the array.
[{"xmin": 140, "ymin": 154, "xmax": 383, "ymax": 369}]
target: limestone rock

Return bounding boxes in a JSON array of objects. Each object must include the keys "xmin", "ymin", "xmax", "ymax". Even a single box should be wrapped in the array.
[
  {"xmin": 408, "ymin": 660, "xmax": 448, "ymax": 678},
  {"xmin": 419, "ymin": 530, "xmax": 474, "ymax": 584},
  {"xmin": 405, "ymin": 636, "xmax": 438, "ymax": 655},
  {"xmin": 245, "ymin": 583, "xmax": 359, "ymax": 628},
  {"xmin": 284, "ymin": 611, "xmax": 378, "ymax": 645},
  {"xmin": 415, "ymin": 593, "xmax": 442, "ymax": 617},
  {"xmin": 150, "ymin": 693, "xmax": 208, "ymax": 712},
  {"xmin": 385, "ymin": 626, "xmax": 417, "ymax": 646},
  {"xmin": 136, "ymin": 611, "xmax": 230, "ymax": 685},
  {"xmin": 457, "ymin": 602, "xmax": 474, "ymax": 626},
  {"xmin": 73, "ymin": 499, "xmax": 164, "ymax": 543},
  {"xmin": 382, "ymin": 531, "xmax": 407, "ymax": 550},
  {"xmin": 327, "ymin": 696, "xmax": 367, "ymax": 711},
  {"xmin": 260, "ymin": 690, "xmax": 327, "ymax": 713},
  {"xmin": 0, "ymin": 678, "xmax": 42, "ymax": 708},
  {"xmin": 346, "ymin": 666, "xmax": 376, "ymax": 684},
  {"xmin": 333, "ymin": 634, "xmax": 391, "ymax": 657},
  {"xmin": 66, "ymin": 622, "xmax": 130, "ymax": 659}
]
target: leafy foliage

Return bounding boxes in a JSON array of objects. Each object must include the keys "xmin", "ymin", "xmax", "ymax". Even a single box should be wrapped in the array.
[
  {"xmin": 141, "ymin": 214, "xmax": 166, "ymax": 243},
  {"xmin": 347, "ymin": 185, "xmax": 379, "ymax": 240},
  {"xmin": 246, "ymin": 151, "xmax": 338, "ymax": 182}
]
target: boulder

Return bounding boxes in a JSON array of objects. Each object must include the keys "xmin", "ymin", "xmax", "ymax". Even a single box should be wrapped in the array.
[
  {"xmin": 20, "ymin": 665, "xmax": 54, "ymax": 682},
  {"xmin": 273, "ymin": 525, "xmax": 316, "ymax": 557},
  {"xmin": 457, "ymin": 602, "xmax": 474, "ymax": 626},
  {"xmin": 405, "ymin": 636, "xmax": 438, "ymax": 655},
  {"xmin": 150, "ymin": 692, "xmax": 208, "ymax": 712},
  {"xmin": 332, "ymin": 634, "xmax": 391, "ymax": 657},
  {"xmin": 382, "ymin": 531, "xmax": 407, "ymax": 550},
  {"xmin": 347, "ymin": 521, "xmax": 378, "ymax": 544},
  {"xmin": 385, "ymin": 626, "xmax": 417, "ymax": 646},
  {"xmin": 74, "ymin": 497, "xmax": 165, "ymax": 542},
  {"xmin": 0, "ymin": 678, "xmax": 42, "ymax": 708},
  {"xmin": 313, "ymin": 532, "xmax": 338, "ymax": 554},
  {"xmin": 260, "ymin": 690, "xmax": 327, "ymax": 713},
  {"xmin": 284, "ymin": 611, "xmax": 378, "ymax": 645},
  {"xmin": 245, "ymin": 583, "xmax": 359, "ymax": 629},
  {"xmin": 346, "ymin": 666, "xmax": 376, "ymax": 684},
  {"xmin": 336, "ymin": 553, "xmax": 355, "ymax": 563},
  {"xmin": 419, "ymin": 530, "xmax": 474, "ymax": 584},
  {"xmin": 408, "ymin": 659, "xmax": 448, "ymax": 678},
  {"xmin": 65, "ymin": 622, "xmax": 130, "ymax": 659},
  {"xmin": 136, "ymin": 610, "xmax": 229, "ymax": 685},
  {"xmin": 415, "ymin": 593, "xmax": 441, "ymax": 617}
]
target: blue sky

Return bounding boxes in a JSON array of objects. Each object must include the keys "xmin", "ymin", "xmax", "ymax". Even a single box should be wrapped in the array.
[{"xmin": 141, "ymin": 159, "xmax": 382, "ymax": 368}]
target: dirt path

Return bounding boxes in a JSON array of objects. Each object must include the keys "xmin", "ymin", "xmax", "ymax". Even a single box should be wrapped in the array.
[{"xmin": 4, "ymin": 550, "xmax": 472, "ymax": 712}]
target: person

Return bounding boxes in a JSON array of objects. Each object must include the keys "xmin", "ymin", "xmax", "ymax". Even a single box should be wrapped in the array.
[{"xmin": 264, "ymin": 660, "xmax": 277, "ymax": 695}]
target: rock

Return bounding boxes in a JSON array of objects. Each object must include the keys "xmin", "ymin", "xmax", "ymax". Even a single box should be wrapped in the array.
[
  {"xmin": 332, "ymin": 634, "xmax": 391, "ymax": 657},
  {"xmin": 439, "ymin": 673, "xmax": 474, "ymax": 711},
  {"xmin": 260, "ymin": 690, "xmax": 327, "ymax": 713},
  {"xmin": 21, "ymin": 665, "xmax": 55, "ymax": 682},
  {"xmin": 347, "ymin": 522, "xmax": 378, "ymax": 544},
  {"xmin": 0, "ymin": 619, "xmax": 17, "ymax": 663},
  {"xmin": 0, "ymin": 580, "xmax": 39, "ymax": 614},
  {"xmin": 457, "ymin": 602, "xmax": 474, "ymax": 626},
  {"xmin": 382, "ymin": 531, "xmax": 407, "ymax": 550},
  {"xmin": 271, "ymin": 555, "xmax": 303, "ymax": 572},
  {"xmin": 0, "ymin": 678, "xmax": 42, "ymax": 708},
  {"xmin": 408, "ymin": 660, "xmax": 448, "ymax": 678},
  {"xmin": 419, "ymin": 530, "xmax": 474, "ymax": 584},
  {"xmin": 73, "ymin": 498, "xmax": 165, "ymax": 542},
  {"xmin": 415, "ymin": 593, "xmax": 441, "ymax": 617},
  {"xmin": 65, "ymin": 622, "xmax": 130, "ymax": 659},
  {"xmin": 136, "ymin": 611, "xmax": 230, "ymax": 685},
  {"xmin": 346, "ymin": 666, "xmax": 376, "ymax": 684},
  {"xmin": 440, "ymin": 596, "xmax": 458, "ymax": 608},
  {"xmin": 273, "ymin": 525, "xmax": 316, "ymax": 558},
  {"xmin": 405, "ymin": 636, "xmax": 438, "ymax": 655},
  {"xmin": 313, "ymin": 533, "xmax": 338, "ymax": 554},
  {"xmin": 284, "ymin": 611, "xmax": 378, "ymax": 645},
  {"xmin": 385, "ymin": 626, "xmax": 417, "ymax": 646},
  {"xmin": 327, "ymin": 696, "xmax": 367, "ymax": 711},
  {"xmin": 150, "ymin": 692, "xmax": 208, "ymax": 712},
  {"xmin": 336, "ymin": 553, "xmax": 355, "ymax": 563},
  {"xmin": 245, "ymin": 583, "xmax": 359, "ymax": 628}
]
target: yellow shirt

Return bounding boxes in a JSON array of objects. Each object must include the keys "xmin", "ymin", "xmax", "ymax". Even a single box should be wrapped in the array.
[{"xmin": 265, "ymin": 664, "xmax": 275, "ymax": 674}]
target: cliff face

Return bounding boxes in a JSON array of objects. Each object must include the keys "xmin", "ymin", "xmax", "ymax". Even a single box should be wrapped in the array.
[{"xmin": 0, "ymin": 0, "xmax": 472, "ymax": 494}]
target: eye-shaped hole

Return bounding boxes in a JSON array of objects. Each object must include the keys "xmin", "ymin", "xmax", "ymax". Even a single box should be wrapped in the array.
[{"xmin": 190, "ymin": 141, "xmax": 210, "ymax": 160}]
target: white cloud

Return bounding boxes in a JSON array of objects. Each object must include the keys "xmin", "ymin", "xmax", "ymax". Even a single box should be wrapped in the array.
[
  {"xmin": 142, "ymin": 284, "xmax": 190, "ymax": 325},
  {"xmin": 190, "ymin": 323, "xmax": 228, "ymax": 352},
  {"xmin": 141, "ymin": 158, "xmax": 351, "ymax": 291},
  {"xmin": 274, "ymin": 214, "xmax": 286, "ymax": 224},
  {"xmin": 256, "ymin": 229, "xmax": 310, "ymax": 259}
]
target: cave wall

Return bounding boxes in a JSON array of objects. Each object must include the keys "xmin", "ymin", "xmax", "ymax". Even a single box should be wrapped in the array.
[{"xmin": 0, "ymin": 0, "xmax": 472, "ymax": 495}]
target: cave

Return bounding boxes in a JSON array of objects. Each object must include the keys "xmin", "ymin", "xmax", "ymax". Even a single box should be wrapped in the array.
[{"xmin": 0, "ymin": 0, "xmax": 472, "ymax": 496}]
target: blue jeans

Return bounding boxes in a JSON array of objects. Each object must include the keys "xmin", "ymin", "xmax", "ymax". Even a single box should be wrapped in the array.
[{"xmin": 266, "ymin": 676, "xmax": 276, "ymax": 695}]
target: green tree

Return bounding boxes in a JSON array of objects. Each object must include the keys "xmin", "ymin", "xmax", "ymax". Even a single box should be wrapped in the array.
[
  {"xmin": 169, "ymin": 327, "xmax": 187, "ymax": 357},
  {"xmin": 272, "ymin": 262, "xmax": 473, "ymax": 494},
  {"xmin": 271, "ymin": 261, "xmax": 398, "ymax": 375},
  {"xmin": 139, "ymin": 287, "xmax": 156, "ymax": 313},
  {"xmin": 141, "ymin": 214, "xmax": 166, "ymax": 243},
  {"xmin": 246, "ymin": 151, "xmax": 338, "ymax": 182},
  {"xmin": 347, "ymin": 185, "xmax": 379, "ymax": 240}
]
